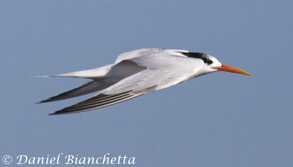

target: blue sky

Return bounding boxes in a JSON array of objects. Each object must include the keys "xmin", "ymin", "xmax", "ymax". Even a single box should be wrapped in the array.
[{"xmin": 1, "ymin": 0, "xmax": 292, "ymax": 166}]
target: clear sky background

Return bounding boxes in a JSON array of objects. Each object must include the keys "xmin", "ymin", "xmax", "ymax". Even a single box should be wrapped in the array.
[{"xmin": 1, "ymin": 0, "xmax": 292, "ymax": 166}]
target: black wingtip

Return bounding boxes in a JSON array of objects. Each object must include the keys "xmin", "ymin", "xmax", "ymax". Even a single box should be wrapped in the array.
[
  {"xmin": 48, "ymin": 108, "xmax": 78, "ymax": 116},
  {"xmin": 36, "ymin": 101, "xmax": 44, "ymax": 104},
  {"xmin": 48, "ymin": 111, "xmax": 64, "ymax": 116},
  {"xmin": 36, "ymin": 99, "xmax": 51, "ymax": 104},
  {"xmin": 48, "ymin": 107, "xmax": 66, "ymax": 115}
]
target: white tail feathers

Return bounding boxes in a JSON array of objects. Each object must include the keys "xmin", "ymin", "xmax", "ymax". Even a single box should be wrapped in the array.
[{"xmin": 37, "ymin": 64, "xmax": 113, "ymax": 79}]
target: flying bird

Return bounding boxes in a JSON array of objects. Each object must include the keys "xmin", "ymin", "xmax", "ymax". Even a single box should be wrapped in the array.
[{"xmin": 38, "ymin": 48, "xmax": 251, "ymax": 115}]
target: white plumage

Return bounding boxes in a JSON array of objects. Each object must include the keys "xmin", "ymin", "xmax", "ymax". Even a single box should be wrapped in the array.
[{"xmin": 38, "ymin": 48, "xmax": 251, "ymax": 115}]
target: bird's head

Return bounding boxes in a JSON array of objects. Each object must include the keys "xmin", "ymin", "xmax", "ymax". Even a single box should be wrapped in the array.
[
  {"xmin": 205, "ymin": 55, "xmax": 251, "ymax": 76},
  {"xmin": 182, "ymin": 52, "xmax": 252, "ymax": 76}
]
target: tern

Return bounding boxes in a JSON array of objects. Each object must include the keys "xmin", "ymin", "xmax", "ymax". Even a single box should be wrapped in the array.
[{"xmin": 38, "ymin": 48, "xmax": 251, "ymax": 115}]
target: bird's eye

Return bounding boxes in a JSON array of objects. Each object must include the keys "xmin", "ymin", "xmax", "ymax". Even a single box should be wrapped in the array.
[
  {"xmin": 203, "ymin": 58, "xmax": 213, "ymax": 65},
  {"xmin": 207, "ymin": 59, "xmax": 213, "ymax": 65}
]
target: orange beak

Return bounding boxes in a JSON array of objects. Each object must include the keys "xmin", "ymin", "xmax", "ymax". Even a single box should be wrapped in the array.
[{"xmin": 213, "ymin": 64, "xmax": 252, "ymax": 76}]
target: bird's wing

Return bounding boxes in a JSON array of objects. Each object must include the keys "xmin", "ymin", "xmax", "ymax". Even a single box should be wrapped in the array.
[
  {"xmin": 115, "ymin": 48, "xmax": 188, "ymax": 63},
  {"xmin": 39, "ymin": 60, "xmax": 146, "ymax": 103},
  {"xmin": 50, "ymin": 55, "xmax": 204, "ymax": 115},
  {"xmin": 49, "ymin": 85, "xmax": 157, "ymax": 115},
  {"xmin": 49, "ymin": 69, "xmax": 159, "ymax": 115},
  {"xmin": 115, "ymin": 48, "xmax": 162, "ymax": 63}
]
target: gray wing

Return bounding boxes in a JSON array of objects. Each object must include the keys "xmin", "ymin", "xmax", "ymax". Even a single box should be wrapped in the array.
[
  {"xmin": 49, "ymin": 68, "xmax": 158, "ymax": 115},
  {"xmin": 49, "ymin": 86, "xmax": 156, "ymax": 115}
]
